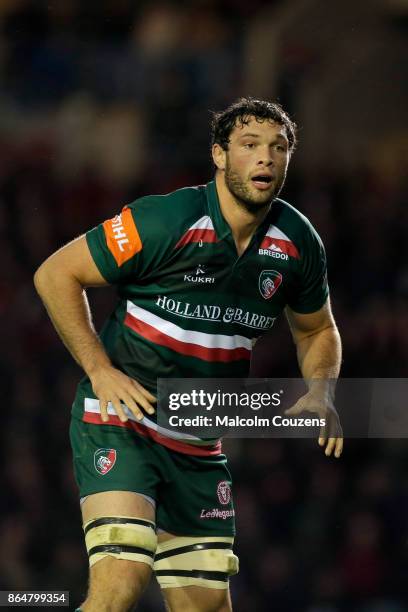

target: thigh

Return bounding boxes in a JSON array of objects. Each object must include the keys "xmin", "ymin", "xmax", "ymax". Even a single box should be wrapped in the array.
[
  {"xmin": 81, "ymin": 492, "xmax": 157, "ymax": 609},
  {"xmin": 81, "ymin": 491, "xmax": 156, "ymax": 574},
  {"xmin": 156, "ymin": 532, "xmax": 233, "ymax": 612},
  {"xmin": 82, "ymin": 490, "xmax": 155, "ymax": 524},
  {"xmin": 161, "ymin": 584, "xmax": 232, "ymax": 612},
  {"xmin": 69, "ymin": 416, "xmax": 162, "ymax": 607}
]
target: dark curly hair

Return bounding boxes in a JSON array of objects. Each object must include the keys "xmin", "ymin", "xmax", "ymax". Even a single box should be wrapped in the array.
[{"xmin": 210, "ymin": 97, "xmax": 297, "ymax": 153}]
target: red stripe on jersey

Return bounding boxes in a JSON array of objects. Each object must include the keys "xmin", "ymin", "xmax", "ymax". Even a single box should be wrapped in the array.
[
  {"xmin": 124, "ymin": 313, "xmax": 251, "ymax": 363},
  {"xmin": 259, "ymin": 236, "xmax": 300, "ymax": 259},
  {"xmin": 175, "ymin": 228, "xmax": 218, "ymax": 248},
  {"xmin": 82, "ymin": 412, "xmax": 222, "ymax": 456}
]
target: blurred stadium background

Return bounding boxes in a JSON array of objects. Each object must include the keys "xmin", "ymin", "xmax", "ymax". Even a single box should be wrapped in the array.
[{"xmin": 1, "ymin": 0, "xmax": 407, "ymax": 610}]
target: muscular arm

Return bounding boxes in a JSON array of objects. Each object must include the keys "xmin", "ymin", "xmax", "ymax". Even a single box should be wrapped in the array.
[
  {"xmin": 285, "ymin": 298, "xmax": 343, "ymax": 457},
  {"xmin": 34, "ymin": 235, "xmax": 112, "ymax": 376},
  {"xmin": 285, "ymin": 298, "xmax": 342, "ymax": 381},
  {"xmin": 34, "ymin": 236, "xmax": 155, "ymax": 421}
]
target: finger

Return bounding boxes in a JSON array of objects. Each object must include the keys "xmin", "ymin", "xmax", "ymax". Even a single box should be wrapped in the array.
[
  {"xmin": 329, "ymin": 419, "xmax": 342, "ymax": 440},
  {"xmin": 324, "ymin": 411, "xmax": 339, "ymax": 443},
  {"xmin": 132, "ymin": 380, "xmax": 157, "ymax": 403},
  {"xmin": 111, "ymin": 397, "xmax": 128, "ymax": 423},
  {"xmin": 99, "ymin": 399, "xmax": 110, "ymax": 423},
  {"xmin": 121, "ymin": 394, "xmax": 145, "ymax": 421},
  {"xmin": 318, "ymin": 416, "xmax": 326, "ymax": 444},
  {"xmin": 129, "ymin": 389, "xmax": 155, "ymax": 415},
  {"xmin": 334, "ymin": 437, "xmax": 344, "ymax": 458},
  {"xmin": 323, "ymin": 414, "xmax": 334, "ymax": 441},
  {"xmin": 284, "ymin": 401, "xmax": 304, "ymax": 416},
  {"xmin": 325, "ymin": 437, "xmax": 337, "ymax": 456}
]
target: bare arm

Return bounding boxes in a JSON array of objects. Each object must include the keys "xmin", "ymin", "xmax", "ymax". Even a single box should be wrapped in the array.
[
  {"xmin": 34, "ymin": 236, "xmax": 155, "ymax": 422},
  {"xmin": 34, "ymin": 235, "xmax": 112, "ymax": 375},
  {"xmin": 285, "ymin": 298, "xmax": 341, "ymax": 381},
  {"xmin": 285, "ymin": 298, "xmax": 343, "ymax": 457}
]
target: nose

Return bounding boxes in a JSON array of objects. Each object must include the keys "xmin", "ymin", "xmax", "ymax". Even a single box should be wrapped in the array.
[{"xmin": 257, "ymin": 146, "xmax": 273, "ymax": 166}]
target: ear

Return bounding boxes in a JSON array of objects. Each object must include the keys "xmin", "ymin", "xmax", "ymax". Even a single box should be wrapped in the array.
[{"xmin": 212, "ymin": 143, "xmax": 226, "ymax": 171}]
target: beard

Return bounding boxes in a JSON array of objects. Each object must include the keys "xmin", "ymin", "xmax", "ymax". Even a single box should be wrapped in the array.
[{"xmin": 224, "ymin": 158, "xmax": 286, "ymax": 214}]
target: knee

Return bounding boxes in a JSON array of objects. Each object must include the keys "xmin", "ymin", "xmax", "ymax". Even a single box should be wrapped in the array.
[{"xmin": 82, "ymin": 515, "xmax": 157, "ymax": 610}]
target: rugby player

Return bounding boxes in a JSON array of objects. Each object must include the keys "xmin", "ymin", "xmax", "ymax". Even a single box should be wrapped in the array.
[{"xmin": 34, "ymin": 98, "xmax": 342, "ymax": 612}]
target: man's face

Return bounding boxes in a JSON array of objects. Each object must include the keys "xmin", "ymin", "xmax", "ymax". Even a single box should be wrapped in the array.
[{"xmin": 214, "ymin": 117, "xmax": 290, "ymax": 211}]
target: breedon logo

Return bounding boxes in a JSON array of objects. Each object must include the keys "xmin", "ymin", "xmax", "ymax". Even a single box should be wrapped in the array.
[{"xmin": 258, "ymin": 270, "xmax": 283, "ymax": 299}]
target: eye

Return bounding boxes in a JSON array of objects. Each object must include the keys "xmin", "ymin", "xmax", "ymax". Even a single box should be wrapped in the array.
[
  {"xmin": 275, "ymin": 144, "xmax": 287, "ymax": 152},
  {"xmin": 243, "ymin": 143, "xmax": 255, "ymax": 149}
]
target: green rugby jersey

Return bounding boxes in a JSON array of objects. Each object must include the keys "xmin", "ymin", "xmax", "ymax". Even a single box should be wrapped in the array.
[{"xmin": 73, "ymin": 180, "xmax": 329, "ymax": 455}]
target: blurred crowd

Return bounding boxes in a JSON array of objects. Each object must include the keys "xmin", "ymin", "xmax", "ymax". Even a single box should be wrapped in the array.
[{"xmin": 0, "ymin": 1, "xmax": 407, "ymax": 610}]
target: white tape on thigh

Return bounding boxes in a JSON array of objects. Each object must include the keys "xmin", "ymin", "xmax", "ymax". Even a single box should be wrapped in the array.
[
  {"xmin": 84, "ymin": 516, "xmax": 157, "ymax": 568},
  {"xmin": 154, "ymin": 536, "xmax": 238, "ymax": 589}
]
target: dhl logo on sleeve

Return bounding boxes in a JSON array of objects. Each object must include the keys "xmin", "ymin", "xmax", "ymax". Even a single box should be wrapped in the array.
[{"xmin": 103, "ymin": 206, "xmax": 142, "ymax": 266}]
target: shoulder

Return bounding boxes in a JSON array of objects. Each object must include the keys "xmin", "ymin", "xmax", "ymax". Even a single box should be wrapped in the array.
[
  {"xmin": 127, "ymin": 184, "xmax": 207, "ymax": 233},
  {"xmin": 272, "ymin": 197, "xmax": 319, "ymax": 235},
  {"xmin": 270, "ymin": 197, "xmax": 325, "ymax": 254}
]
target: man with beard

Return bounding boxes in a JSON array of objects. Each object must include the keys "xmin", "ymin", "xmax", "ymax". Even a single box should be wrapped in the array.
[{"xmin": 34, "ymin": 98, "xmax": 342, "ymax": 612}]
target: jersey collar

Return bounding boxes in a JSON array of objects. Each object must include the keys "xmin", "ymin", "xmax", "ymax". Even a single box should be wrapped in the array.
[{"xmin": 206, "ymin": 179, "xmax": 275, "ymax": 246}]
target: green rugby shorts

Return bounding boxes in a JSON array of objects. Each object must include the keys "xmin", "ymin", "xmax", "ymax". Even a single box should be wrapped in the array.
[{"xmin": 70, "ymin": 417, "xmax": 235, "ymax": 536}]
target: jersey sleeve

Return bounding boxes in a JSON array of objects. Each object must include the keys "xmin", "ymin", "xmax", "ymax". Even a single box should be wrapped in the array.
[
  {"xmin": 287, "ymin": 225, "xmax": 329, "ymax": 313},
  {"xmin": 85, "ymin": 202, "xmax": 152, "ymax": 284}
]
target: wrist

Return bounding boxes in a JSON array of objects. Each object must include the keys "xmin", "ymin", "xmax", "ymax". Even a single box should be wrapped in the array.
[
  {"xmin": 84, "ymin": 355, "xmax": 113, "ymax": 379},
  {"xmin": 307, "ymin": 378, "xmax": 337, "ymax": 401}
]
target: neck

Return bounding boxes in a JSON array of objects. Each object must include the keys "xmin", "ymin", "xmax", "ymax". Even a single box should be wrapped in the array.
[{"xmin": 215, "ymin": 172, "xmax": 271, "ymax": 254}]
